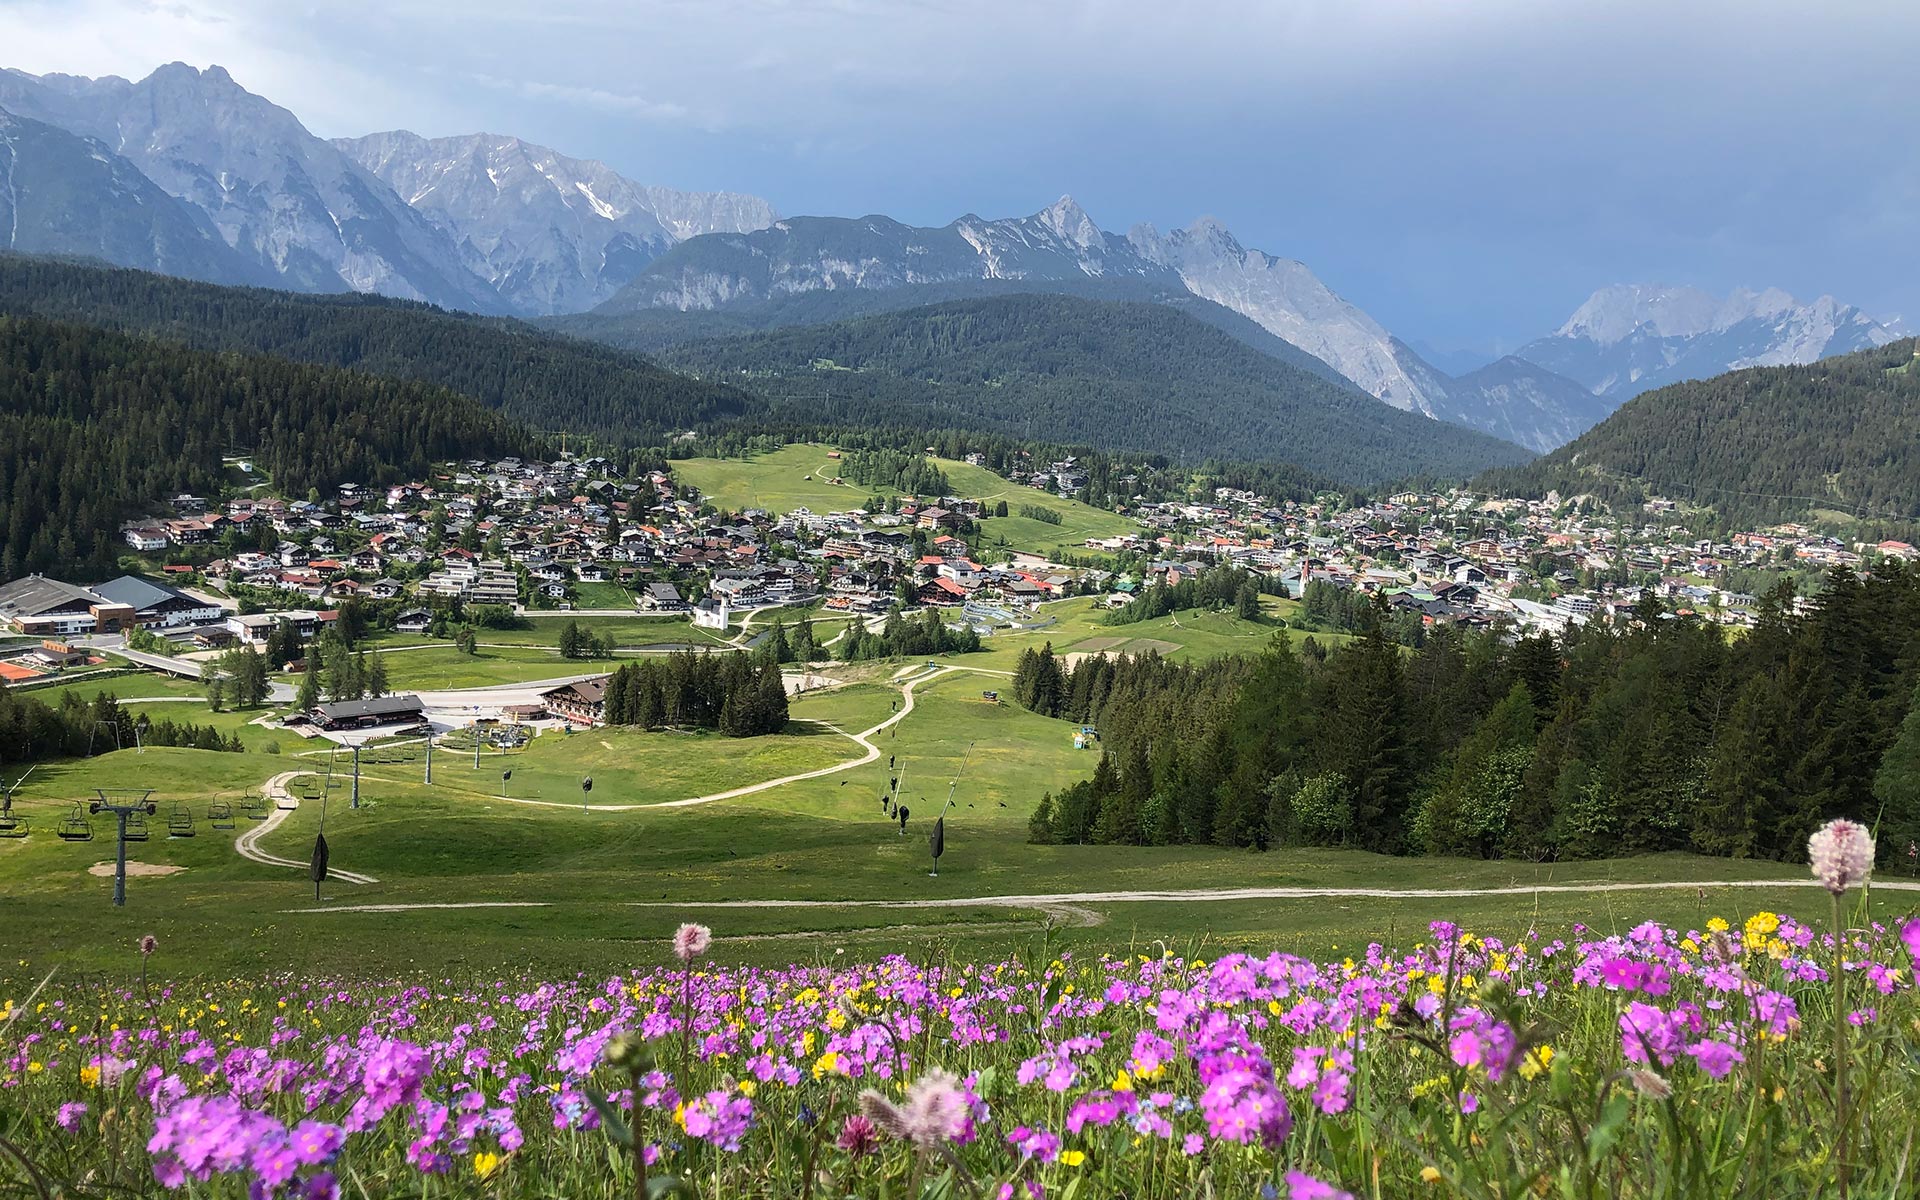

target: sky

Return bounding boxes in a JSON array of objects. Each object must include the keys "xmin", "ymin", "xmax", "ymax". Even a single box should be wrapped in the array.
[{"xmin": 1, "ymin": 0, "xmax": 1915, "ymax": 355}]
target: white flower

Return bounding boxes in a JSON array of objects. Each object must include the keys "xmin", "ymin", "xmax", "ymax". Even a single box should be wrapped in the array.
[
  {"xmin": 672, "ymin": 922, "xmax": 712, "ymax": 964},
  {"xmin": 1808, "ymin": 818, "xmax": 1874, "ymax": 896}
]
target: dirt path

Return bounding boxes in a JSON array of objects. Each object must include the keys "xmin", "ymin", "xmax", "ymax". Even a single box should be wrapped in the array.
[
  {"xmin": 274, "ymin": 876, "xmax": 1919, "ymax": 920},
  {"xmin": 451, "ymin": 668, "xmax": 939, "ymax": 813},
  {"xmin": 624, "ymin": 878, "xmax": 1920, "ymax": 909},
  {"xmin": 233, "ymin": 770, "xmax": 379, "ymax": 885}
]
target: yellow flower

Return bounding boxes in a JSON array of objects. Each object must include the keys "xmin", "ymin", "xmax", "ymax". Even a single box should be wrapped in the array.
[
  {"xmin": 1706, "ymin": 917, "xmax": 1730, "ymax": 933},
  {"xmin": 1111, "ymin": 1069, "xmax": 1133, "ymax": 1092},
  {"xmin": 26, "ymin": 1062, "xmax": 43, "ymax": 1074},
  {"xmin": 1519, "ymin": 1045, "xmax": 1554, "ymax": 1081},
  {"xmin": 79, "ymin": 1066, "xmax": 101, "ymax": 1088},
  {"xmin": 812, "ymin": 1051, "xmax": 842, "ymax": 1080},
  {"xmin": 1680, "ymin": 938, "xmax": 1700, "ymax": 954},
  {"xmin": 473, "ymin": 1151, "xmax": 502, "ymax": 1180},
  {"xmin": 1420, "ymin": 1167, "xmax": 1443, "ymax": 1184},
  {"xmin": 826, "ymin": 1008, "xmax": 848, "ymax": 1032},
  {"xmin": 1745, "ymin": 911, "xmax": 1780, "ymax": 937},
  {"xmin": 1059, "ymin": 1150, "xmax": 1087, "ymax": 1167},
  {"xmin": 737, "ymin": 1080, "xmax": 756, "ymax": 1097},
  {"xmin": 1427, "ymin": 975, "xmax": 1447, "ymax": 996}
]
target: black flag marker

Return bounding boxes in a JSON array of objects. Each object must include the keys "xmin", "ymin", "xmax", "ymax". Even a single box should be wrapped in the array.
[
  {"xmin": 309, "ymin": 832, "xmax": 330, "ymax": 900},
  {"xmin": 928, "ymin": 815, "xmax": 945, "ymax": 876}
]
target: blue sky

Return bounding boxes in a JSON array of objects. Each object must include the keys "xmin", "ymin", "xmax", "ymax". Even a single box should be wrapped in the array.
[{"xmin": 2, "ymin": 0, "xmax": 1914, "ymax": 355}]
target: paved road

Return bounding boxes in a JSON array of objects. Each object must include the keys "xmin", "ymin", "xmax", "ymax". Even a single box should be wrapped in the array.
[{"xmin": 112, "ymin": 647, "xmax": 296, "ymax": 703}]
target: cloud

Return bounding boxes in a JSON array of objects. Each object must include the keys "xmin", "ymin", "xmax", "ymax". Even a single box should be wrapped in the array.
[{"xmin": 464, "ymin": 72, "xmax": 704, "ymax": 126}]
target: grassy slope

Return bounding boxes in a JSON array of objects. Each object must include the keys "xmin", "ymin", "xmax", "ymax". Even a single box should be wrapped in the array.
[
  {"xmin": 671, "ymin": 443, "xmax": 1137, "ymax": 558},
  {"xmin": 0, "ymin": 668, "xmax": 1868, "ymax": 981}
]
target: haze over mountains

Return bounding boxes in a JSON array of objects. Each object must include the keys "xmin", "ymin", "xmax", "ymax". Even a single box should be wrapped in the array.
[{"xmin": 0, "ymin": 60, "xmax": 1901, "ymax": 457}]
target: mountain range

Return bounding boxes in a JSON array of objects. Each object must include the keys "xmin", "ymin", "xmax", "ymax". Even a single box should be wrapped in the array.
[
  {"xmin": 1512, "ymin": 284, "xmax": 1901, "ymax": 401},
  {"xmin": 0, "ymin": 63, "xmax": 775, "ymax": 315},
  {"xmin": 0, "ymin": 60, "xmax": 1902, "ymax": 459}
]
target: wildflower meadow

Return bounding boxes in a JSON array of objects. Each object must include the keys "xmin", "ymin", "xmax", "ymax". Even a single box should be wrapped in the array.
[{"xmin": 4, "ymin": 821, "xmax": 1918, "ymax": 1199}]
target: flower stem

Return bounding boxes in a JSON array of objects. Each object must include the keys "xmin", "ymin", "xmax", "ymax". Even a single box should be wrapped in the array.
[{"xmin": 1832, "ymin": 890, "xmax": 1849, "ymax": 1200}]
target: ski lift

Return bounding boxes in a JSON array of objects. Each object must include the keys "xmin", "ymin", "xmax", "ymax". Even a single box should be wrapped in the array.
[
  {"xmin": 208, "ymin": 796, "xmax": 235, "ymax": 829},
  {"xmin": 0, "ymin": 803, "xmax": 25, "ymax": 839},
  {"xmin": 122, "ymin": 807, "xmax": 150, "ymax": 842},
  {"xmin": 167, "ymin": 801, "xmax": 196, "ymax": 838},
  {"xmin": 242, "ymin": 792, "xmax": 268, "ymax": 821},
  {"xmin": 56, "ymin": 803, "xmax": 93, "ymax": 842}
]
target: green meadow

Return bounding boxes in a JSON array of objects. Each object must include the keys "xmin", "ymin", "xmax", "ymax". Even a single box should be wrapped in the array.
[
  {"xmin": 0, "ymin": 663, "xmax": 1887, "ymax": 984},
  {"xmin": 671, "ymin": 442, "xmax": 1137, "ymax": 559}
]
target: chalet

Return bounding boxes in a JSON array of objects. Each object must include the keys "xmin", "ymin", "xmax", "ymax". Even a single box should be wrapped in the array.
[
  {"xmin": 296, "ymin": 694, "xmax": 427, "ymax": 732},
  {"xmin": 639, "ymin": 582, "xmax": 688, "ymax": 612},
  {"xmin": 540, "ymin": 676, "xmax": 609, "ymax": 726},
  {"xmin": 394, "ymin": 610, "xmax": 432, "ymax": 634},
  {"xmin": 122, "ymin": 526, "xmax": 169, "ymax": 552},
  {"xmin": 917, "ymin": 577, "xmax": 967, "ymax": 607},
  {"xmin": 227, "ymin": 609, "xmax": 338, "ymax": 646}
]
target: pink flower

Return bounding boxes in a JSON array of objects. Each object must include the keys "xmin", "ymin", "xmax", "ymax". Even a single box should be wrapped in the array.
[
  {"xmin": 1286, "ymin": 1170, "xmax": 1355, "ymax": 1200},
  {"xmin": 860, "ymin": 1068, "xmax": 969, "ymax": 1149},
  {"xmin": 835, "ymin": 1114, "xmax": 880, "ymax": 1157},
  {"xmin": 1686, "ymin": 1039, "xmax": 1743, "ymax": 1079},
  {"xmin": 673, "ymin": 923, "xmax": 713, "ymax": 964},
  {"xmin": 1899, "ymin": 918, "xmax": 1920, "ymax": 967},
  {"xmin": 1808, "ymin": 819, "xmax": 1874, "ymax": 895},
  {"xmin": 56, "ymin": 1102, "xmax": 87, "ymax": 1132}
]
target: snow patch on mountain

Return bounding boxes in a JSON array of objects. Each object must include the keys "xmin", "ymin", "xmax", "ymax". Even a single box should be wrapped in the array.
[{"xmin": 1522, "ymin": 283, "xmax": 1899, "ymax": 401}]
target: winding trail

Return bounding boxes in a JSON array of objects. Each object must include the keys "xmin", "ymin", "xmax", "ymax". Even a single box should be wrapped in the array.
[
  {"xmin": 233, "ymin": 770, "xmax": 379, "ymax": 885},
  {"xmin": 464, "ymin": 667, "xmax": 942, "ymax": 813}
]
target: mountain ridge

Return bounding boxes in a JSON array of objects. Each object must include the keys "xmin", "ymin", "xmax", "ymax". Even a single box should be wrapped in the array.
[
  {"xmin": 1516, "ymin": 282, "xmax": 1899, "ymax": 401},
  {"xmin": 654, "ymin": 291, "xmax": 1534, "ymax": 484}
]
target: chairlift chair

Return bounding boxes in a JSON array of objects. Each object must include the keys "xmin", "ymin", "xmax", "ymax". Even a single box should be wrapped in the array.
[
  {"xmin": 0, "ymin": 806, "xmax": 26, "ymax": 839},
  {"xmin": 242, "ymin": 792, "xmax": 268, "ymax": 821},
  {"xmin": 167, "ymin": 801, "xmax": 196, "ymax": 838},
  {"xmin": 208, "ymin": 797, "xmax": 235, "ymax": 829},
  {"xmin": 122, "ymin": 808, "xmax": 151, "ymax": 842},
  {"xmin": 56, "ymin": 803, "xmax": 93, "ymax": 842}
]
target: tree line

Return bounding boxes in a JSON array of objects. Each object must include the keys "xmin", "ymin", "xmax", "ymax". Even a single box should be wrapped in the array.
[
  {"xmin": 1025, "ymin": 565, "xmax": 1920, "ymax": 865},
  {"xmin": 1104, "ymin": 563, "xmax": 1267, "ymax": 627},
  {"xmin": 601, "ymin": 651, "xmax": 789, "ymax": 737},
  {"xmin": 0, "ymin": 688, "xmax": 242, "ymax": 764}
]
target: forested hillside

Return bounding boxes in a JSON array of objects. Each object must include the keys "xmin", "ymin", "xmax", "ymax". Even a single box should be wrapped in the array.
[
  {"xmin": 0, "ymin": 314, "xmax": 529, "ymax": 579},
  {"xmin": 1478, "ymin": 338, "xmax": 1920, "ymax": 526},
  {"xmin": 549, "ymin": 275, "xmax": 1370, "ymax": 391},
  {"xmin": 0, "ymin": 255, "xmax": 756, "ymax": 445},
  {"xmin": 659, "ymin": 293, "xmax": 1532, "ymax": 485},
  {"xmin": 1023, "ymin": 568, "xmax": 1920, "ymax": 864}
]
